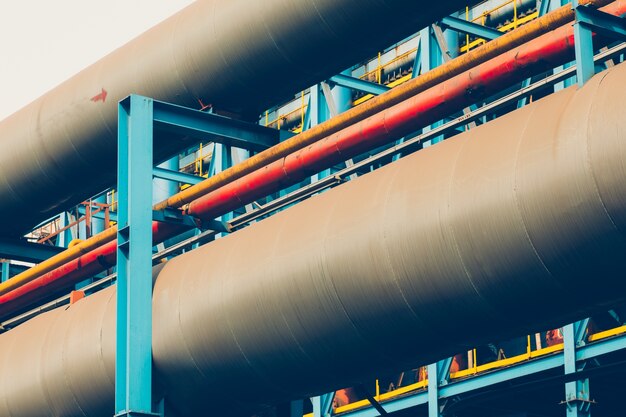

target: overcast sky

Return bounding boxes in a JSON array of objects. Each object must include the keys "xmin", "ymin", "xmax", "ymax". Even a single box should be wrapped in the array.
[{"xmin": 0, "ymin": 0, "xmax": 194, "ymax": 121}]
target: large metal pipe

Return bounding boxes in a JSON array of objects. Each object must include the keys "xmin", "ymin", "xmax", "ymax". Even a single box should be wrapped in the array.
[
  {"xmin": 2, "ymin": 60, "xmax": 626, "ymax": 417},
  {"xmin": 0, "ymin": 0, "xmax": 475, "ymax": 237},
  {"xmin": 0, "ymin": 0, "xmax": 597, "ymax": 302},
  {"xmin": 2, "ymin": 0, "xmax": 625, "ymax": 316}
]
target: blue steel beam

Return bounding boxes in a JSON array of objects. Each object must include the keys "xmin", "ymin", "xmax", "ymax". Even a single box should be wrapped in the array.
[
  {"xmin": 573, "ymin": 3, "xmax": 626, "ymax": 86},
  {"xmin": 328, "ymin": 74, "xmax": 390, "ymax": 96},
  {"xmin": 115, "ymin": 95, "xmax": 160, "ymax": 417},
  {"xmin": 152, "ymin": 100, "xmax": 279, "ymax": 152},
  {"xmin": 334, "ymin": 332, "xmax": 626, "ymax": 417},
  {"xmin": 312, "ymin": 393, "xmax": 335, "ymax": 417},
  {"xmin": 440, "ymin": 15, "xmax": 502, "ymax": 40},
  {"xmin": 563, "ymin": 321, "xmax": 591, "ymax": 417},
  {"xmin": 152, "ymin": 166, "xmax": 205, "ymax": 185},
  {"xmin": 0, "ymin": 238, "xmax": 64, "ymax": 263},
  {"xmin": 575, "ymin": 4, "xmax": 626, "ymax": 41}
]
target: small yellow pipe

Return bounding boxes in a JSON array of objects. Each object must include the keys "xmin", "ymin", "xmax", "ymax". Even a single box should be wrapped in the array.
[{"xmin": 0, "ymin": 0, "xmax": 611, "ymax": 299}]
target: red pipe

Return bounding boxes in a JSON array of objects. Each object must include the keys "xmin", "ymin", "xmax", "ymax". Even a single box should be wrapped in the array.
[{"xmin": 1, "ymin": 1, "xmax": 625, "ymax": 317}]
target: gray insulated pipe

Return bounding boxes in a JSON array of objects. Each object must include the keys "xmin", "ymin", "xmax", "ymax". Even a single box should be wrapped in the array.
[
  {"xmin": 0, "ymin": 0, "xmax": 475, "ymax": 237},
  {"xmin": 3, "ymin": 61, "xmax": 626, "ymax": 417}
]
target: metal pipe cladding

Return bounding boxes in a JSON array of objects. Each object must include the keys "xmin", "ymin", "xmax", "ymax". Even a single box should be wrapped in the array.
[
  {"xmin": 0, "ymin": 0, "xmax": 475, "ymax": 236},
  {"xmin": 2, "ymin": 61, "xmax": 626, "ymax": 417}
]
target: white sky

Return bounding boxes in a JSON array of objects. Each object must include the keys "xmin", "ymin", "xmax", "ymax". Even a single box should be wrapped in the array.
[{"xmin": 0, "ymin": 0, "xmax": 195, "ymax": 121}]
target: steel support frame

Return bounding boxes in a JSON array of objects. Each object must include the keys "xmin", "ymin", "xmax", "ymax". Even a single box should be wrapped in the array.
[
  {"xmin": 116, "ymin": 94, "xmax": 259, "ymax": 416},
  {"xmin": 116, "ymin": 95, "xmax": 159, "ymax": 417},
  {"xmin": 427, "ymin": 358, "xmax": 453, "ymax": 417},
  {"xmin": 573, "ymin": 0, "xmax": 626, "ymax": 86},
  {"xmin": 312, "ymin": 393, "xmax": 335, "ymax": 417},
  {"xmin": 152, "ymin": 99, "xmax": 279, "ymax": 152},
  {"xmin": 1, "ymin": 262, "xmax": 9, "ymax": 283},
  {"xmin": 335, "ymin": 330, "xmax": 626, "ymax": 417},
  {"xmin": 563, "ymin": 320, "xmax": 592, "ymax": 417}
]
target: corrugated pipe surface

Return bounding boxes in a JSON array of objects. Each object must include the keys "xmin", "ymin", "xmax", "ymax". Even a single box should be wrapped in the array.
[{"xmin": 2, "ymin": 60, "xmax": 626, "ymax": 417}]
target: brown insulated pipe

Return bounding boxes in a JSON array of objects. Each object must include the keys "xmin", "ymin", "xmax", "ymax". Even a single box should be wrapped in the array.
[
  {"xmin": 0, "ymin": 0, "xmax": 476, "ymax": 236},
  {"xmin": 2, "ymin": 61, "xmax": 626, "ymax": 416}
]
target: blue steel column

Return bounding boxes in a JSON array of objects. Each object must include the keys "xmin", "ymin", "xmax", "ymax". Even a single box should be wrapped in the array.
[
  {"xmin": 555, "ymin": 0, "xmax": 576, "ymax": 91},
  {"xmin": 314, "ymin": 70, "xmax": 351, "ymax": 181},
  {"xmin": 572, "ymin": 0, "xmax": 595, "ymax": 87},
  {"xmin": 115, "ymin": 95, "xmax": 159, "ymax": 417},
  {"xmin": 312, "ymin": 393, "xmax": 335, "ymax": 417},
  {"xmin": 1, "ymin": 261, "xmax": 8, "ymax": 283},
  {"xmin": 421, "ymin": 26, "xmax": 445, "ymax": 146},
  {"xmin": 92, "ymin": 195, "xmax": 107, "ymax": 235},
  {"xmin": 209, "ymin": 142, "xmax": 234, "ymax": 234},
  {"xmin": 563, "ymin": 320, "xmax": 591, "ymax": 417},
  {"xmin": 428, "ymin": 358, "xmax": 452, "ymax": 417},
  {"xmin": 56, "ymin": 212, "xmax": 72, "ymax": 248}
]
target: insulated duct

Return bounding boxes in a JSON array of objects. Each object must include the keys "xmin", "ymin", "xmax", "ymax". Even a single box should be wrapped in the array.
[
  {"xmin": 2, "ymin": 0, "xmax": 622, "ymax": 314},
  {"xmin": 0, "ymin": 0, "xmax": 475, "ymax": 237},
  {"xmin": 2, "ymin": 60, "xmax": 626, "ymax": 416}
]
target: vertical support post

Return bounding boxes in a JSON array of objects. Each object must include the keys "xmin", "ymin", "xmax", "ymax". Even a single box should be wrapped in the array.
[
  {"xmin": 421, "ymin": 26, "xmax": 445, "ymax": 146},
  {"xmin": 563, "ymin": 320, "xmax": 591, "ymax": 417},
  {"xmin": 115, "ymin": 95, "xmax": 158, "ymax": 417},
  {"xmin": 1, "ymin": 261, "xmax": 9, "ymax": 283},
  {"xmin": 573, "ymin": 1, "xmax": 596, "ymax": 87},
  {"xmin": 57, "ymin": 212, "xmax": 72, "ymax": 248},
  {"xmin": 428, "ymin": 358, "xmax": 452, "ymax": 417},
  {"xmin": 311, "ymin": 393, "xmax": 335, "ymax": 417},
  {"xmin": 556, "ymin": 0, "xmax": 576, "ymax": 91},
  {"xmin": 211, "ymin": 143, "xmax": 234, "ymax": 229},
  {"xmin": 309, "ymin": 83, "xmax": 331, "ymax": 183},
  {"xmin": 92, "ymin": 195, "xmax": 107, "ymax": 235},
  {"xmin": 518, "ymin": 0, "xmax": 552, "ymax": 108}
]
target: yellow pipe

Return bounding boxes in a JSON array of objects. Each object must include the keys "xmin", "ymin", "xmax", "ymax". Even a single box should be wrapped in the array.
[
  {"xmin": 0, "ymin": 226, "xmax": 119, "ymax": 296},
  {"xmin": 153, "ymin": 0, "xmax": 610, "ymax": 214},
  {"xmin": 0, "ymin": 0, "xmax": 612, "ymax": 298}
]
